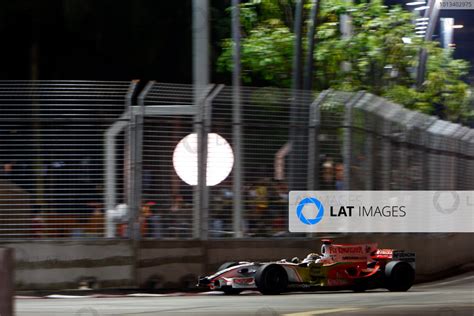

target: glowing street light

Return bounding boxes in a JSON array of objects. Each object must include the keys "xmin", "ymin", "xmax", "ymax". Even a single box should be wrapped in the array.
[
  {"xmin": 173, "ymin": 133, "xmax": 234, "ymax": 186},
  {"xmin": 407, "ymin": 1, "xmax": 426, "ymax": 5},
  {"xmin": 452, "ymin": 25, "xmax": 464, "ymax": 29}
]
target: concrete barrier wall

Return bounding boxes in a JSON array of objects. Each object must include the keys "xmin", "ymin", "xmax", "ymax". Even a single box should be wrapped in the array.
[
  {"xmin": 1, "ymin": 234, "xmax": 473, "ymax": 290},
  {"xmin": 1, "ymin": 240, "xmax": 134, "ymax": 290}
]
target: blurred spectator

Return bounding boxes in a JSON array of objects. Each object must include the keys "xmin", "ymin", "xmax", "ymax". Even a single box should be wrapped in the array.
[
  {"xmin": 321, "ymin": 159, "xmax": 335, "ymax": 189},
  {"xmin": 270, "ymin": 181, "xmax": 288, "ymax": 235},
  {"xmin": 141, "ymin": 201, "xmax": 154, "ymax": 237},
  {"xmin": 167, "ymin": 194, "xmax": 184, "ymax": 237},
  {"xmin": 246, "ymin": 178, "xmax": 270, "ymax": 236},
  {"xmin": 1, "ymin": 161, "xmax": 15, "ymax": 178},
  {"xmin": 32, "ymin": 210, "xmax": 46, "ymax": 238},
  {"xmin": 335, "ymin": 162, "xmax": 344, "ymax": 190},
  {"xmin": 85, "ymin": 201, "xmax": 104, "ymax": 238},
  {"xmin": 210, "ymin": 180, "xmax": 233, "ymax": 238}
]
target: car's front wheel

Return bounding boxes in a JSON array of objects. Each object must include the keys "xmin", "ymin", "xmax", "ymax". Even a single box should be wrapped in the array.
[
  {"xmin": 255, "ymin": 264, "xmax": 288, "ymax": 295},
  {"xmin": 222, "ymin": 286, "xmax": 243, "ymax": 295}
]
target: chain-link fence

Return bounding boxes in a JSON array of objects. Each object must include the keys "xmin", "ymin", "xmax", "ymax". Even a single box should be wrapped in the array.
[
  {"xmin": 0, "ymin": 81, "xmax": 472, "ymax": 240},
  {"xmin": 0, "ymin": 81, "xmax": 137, "ymax": 239}
]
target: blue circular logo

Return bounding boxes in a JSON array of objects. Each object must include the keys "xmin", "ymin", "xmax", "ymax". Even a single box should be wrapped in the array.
[{"xmin": 296, "ymin": 197, "xmax": 324, "ymax": 225}]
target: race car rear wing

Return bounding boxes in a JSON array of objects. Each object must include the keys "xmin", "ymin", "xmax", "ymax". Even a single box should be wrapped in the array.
[
  {"xmin": 393, "ymin": 250, "xmax": 416, "ymax": 269},
  {"xmin": 374, "ymin": 249, "xmax": 416, "ymax": 269}
]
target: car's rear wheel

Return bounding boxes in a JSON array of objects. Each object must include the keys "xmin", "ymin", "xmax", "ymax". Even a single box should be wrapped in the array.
[
  {"xmin": 255, "ymin": 264, "xmax": 288, "ymax": 295},
  {"xmin": 352, "ymin": 279, "xmax": 367, "ymax": 292},
  {"xmin": 385, "ymin": 261, "xmax": 415, "ymax": 292}
]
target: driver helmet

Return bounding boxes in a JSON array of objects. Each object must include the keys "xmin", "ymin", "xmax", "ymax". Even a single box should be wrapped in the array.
[{"xmin": 304, "ymin": 252, "xmax": 320, "ymax": 262}]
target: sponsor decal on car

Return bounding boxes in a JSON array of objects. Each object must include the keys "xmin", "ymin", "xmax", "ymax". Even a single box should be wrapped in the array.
[
  {"xmin": 233, "ymin": 277, "xmax": 254, "ymax": 285},
  {"xmin": 232, "ymin": 277, "xmax": 255, "ymax": 288},
  {"xmin": 325, "ymin": 243, "xmax": 377, "ymax": 262}
]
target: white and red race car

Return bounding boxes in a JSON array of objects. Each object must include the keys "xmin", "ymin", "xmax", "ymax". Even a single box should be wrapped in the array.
[{"xmin": 198, "ymin": 239, "xmax": 415, "ymax": 295}]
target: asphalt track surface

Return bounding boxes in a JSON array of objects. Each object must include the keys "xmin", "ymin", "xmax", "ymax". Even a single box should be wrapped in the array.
[{"xmin": 16, "ymin": 272, "xmax": 474, "ymax": 316}]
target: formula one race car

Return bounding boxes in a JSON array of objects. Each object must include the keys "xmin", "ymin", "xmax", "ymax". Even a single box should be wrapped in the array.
[{"xmin": 197, "ymin": 240, "xmax": 415, "ymax": 295}]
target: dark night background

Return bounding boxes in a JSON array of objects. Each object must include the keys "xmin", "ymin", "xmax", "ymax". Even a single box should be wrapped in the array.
[{"xmin": 0, "ymin": 0, "xmax": 472, "ymax": 82}]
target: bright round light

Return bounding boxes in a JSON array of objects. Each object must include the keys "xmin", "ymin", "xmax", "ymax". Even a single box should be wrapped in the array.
[{"xmin": 173, "ymin": 133, "xmax": 234, "ymax": 186}]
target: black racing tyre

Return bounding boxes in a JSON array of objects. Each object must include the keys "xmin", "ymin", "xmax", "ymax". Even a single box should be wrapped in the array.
[
  {"xmin": 218, "ymin": 262, "xmax": 239, "ymax": 272},
  {"xmin": 222, "ymin": 287, "xmax": 243, "ymax": 295},
  {"xmin": 385, "ymin": 261, "xmax": 415, "ymax": 292},
  {"xmin": 352, "ymin": 279, "xmax": 367, "ymax": 292},
  {"xmin": 255, "ymin": 263, "xmax": 288, "ymax": 295}
]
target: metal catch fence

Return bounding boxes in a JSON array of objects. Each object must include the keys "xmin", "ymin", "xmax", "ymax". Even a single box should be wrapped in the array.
[
  {"xmin": 0, "ymin": 81, "xmax": 136, "ymax": 239},
  {"xmin": 0, "ymin": 81, "xmax": 472, "ymax": 240}
]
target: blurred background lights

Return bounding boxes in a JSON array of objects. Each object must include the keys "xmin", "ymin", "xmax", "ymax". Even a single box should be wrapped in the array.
[
  {"xmin": 414, "ymin": 5, "xmax": 430, "ymax": 10},
  {"xmin": 173, "ymin": 133, "xmax": 234, "ymax": 186}
]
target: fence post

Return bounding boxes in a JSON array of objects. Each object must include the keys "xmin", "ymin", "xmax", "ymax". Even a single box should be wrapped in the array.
[
  {"xmin": 0, "ymin": 248, "xmax": 14, "ymax": 316},
  {"xmin": 197, "ymin": 90, "xmax": 208, "ymax": 240},
  {"xmin": 358, "ymin": 94, "xmax": 382, "ymax": 191},
  {"xmin": 343, "ymin": 92, "xmax": 364, "ymax": 190},
  {"xmin": 194, "ymin": 85, "xmax": 223, "ymax": 240},
  {"xmin": 470, "ymin": 136, "xmax": 474, "ymax": 190},
  {"xmin": 127, "ymin": 82, "xmax": 146, "ymax": 242},
  {"xmin": 381, "ymin": 115, "xmax": 392, "ymax": 190},
  {"xmin": 307, "ymin": 90, "xmax": 330, "ymax": 190},
  {"xmin": 365, "ymin": 111, "xmax": 374, "ymax": 190},
  {"xmin": 231, "ymin": 0, "xmax": 243, "ymax": 239},
  {"xmin": 193, "ymin": 86, "xmax": 212, "ymax": 239},
  {"xmin": 421, "ymin": 127, "xmax": 431, "ymax": 190},
  {"xmin": 463, "ymin": 131, "xmax": 474, "ymax": 189},
  {"xmin": 232, "ymin": 87, "xmax": 244, "ymax": 238},
  {"xmin": 124, "ymin": 81, "xmax": 144, "ymax": 288}
]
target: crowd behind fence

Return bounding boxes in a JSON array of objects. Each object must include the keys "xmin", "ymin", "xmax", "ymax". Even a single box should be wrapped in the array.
[{"xmin": 0, "ymin": 81, "xmax": 472, "ymax": 240}]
